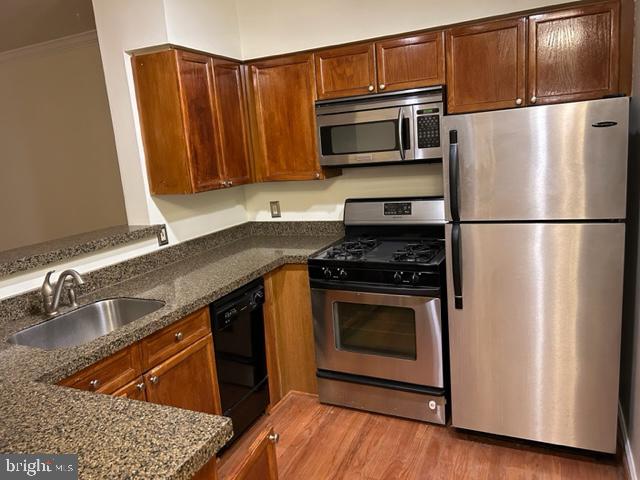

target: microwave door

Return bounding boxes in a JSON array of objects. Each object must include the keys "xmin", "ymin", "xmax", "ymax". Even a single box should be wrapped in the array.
[{"xmin": 317, "ymin": 107, "xmax": 412, "ymax": 166}]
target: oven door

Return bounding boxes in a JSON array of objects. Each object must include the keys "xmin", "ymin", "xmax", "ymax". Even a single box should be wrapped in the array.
[
  {"xmin": 316, "ymin": 106, "xmax": 414, "ymax": 166},
  {"xmin": 311, "ymin": 288, "xmax": 443, "ymax": 387}
]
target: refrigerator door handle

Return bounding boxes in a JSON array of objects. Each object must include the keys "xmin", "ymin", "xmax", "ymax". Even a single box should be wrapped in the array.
[
  {"xmin": 452, "ymin": 223, "xmax": 463, "ymax": 309},
  {"xmin": 449, "ymin": 130, "xmax": 460, "ymax": 221}
]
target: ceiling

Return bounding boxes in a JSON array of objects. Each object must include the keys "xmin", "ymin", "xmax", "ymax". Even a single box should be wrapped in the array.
[{"xmin": 0, "ymin": 0, "xmax": 96, "ymax": 53}]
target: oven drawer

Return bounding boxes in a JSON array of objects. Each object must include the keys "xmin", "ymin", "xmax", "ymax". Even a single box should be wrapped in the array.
[{"xmin": 311, "ymin": 288, "xmax": 443, "ymax": 388}]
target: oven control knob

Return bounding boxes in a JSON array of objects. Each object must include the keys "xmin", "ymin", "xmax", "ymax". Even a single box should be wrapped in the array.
[
  {"xmin": 393, "ymin": 272, "xmax": 402, "ymax": 284},
  {"xmin": 338, "ymin": 268, "xmax": 348, "ymax": 279},
  {"xmin": 323, "ymin": 268, "xmax": 333, "ymax": 279},
  {"xmin": 410, "ymin": 273, "xmax": 420, "ymax": 285}
]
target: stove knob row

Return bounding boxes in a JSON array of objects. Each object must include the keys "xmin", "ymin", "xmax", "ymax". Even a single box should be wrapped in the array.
[
  {"xmin": 322, "ymin": 267, "xmax": 348, "ymax": 280},
  {"xmin": 393, "ymin": 272, "xmax": 422, "ymax": 285}
]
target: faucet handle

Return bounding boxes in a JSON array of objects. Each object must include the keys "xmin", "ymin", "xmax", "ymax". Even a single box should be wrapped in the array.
[{"xmin": 42, "ymin": 270, "xmax": 56, "ymax": 296}]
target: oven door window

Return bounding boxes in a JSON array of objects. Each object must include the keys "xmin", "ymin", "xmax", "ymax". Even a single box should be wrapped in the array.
[
  {"xmin": 333, "ymin": 301, "xmax": 417, "ymax": 360},
  {"xmin": 320, "ymin": 118, "xmax": 410, "ymax": 155}
]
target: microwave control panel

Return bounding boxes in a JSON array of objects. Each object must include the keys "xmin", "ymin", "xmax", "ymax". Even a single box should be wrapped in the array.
[{"xmin": 416, "ymin": 107, "xmax": 441, "ymax": 149}]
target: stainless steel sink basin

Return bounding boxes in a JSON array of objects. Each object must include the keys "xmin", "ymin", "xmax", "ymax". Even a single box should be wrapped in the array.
[{"xmin": 7, "ymin": 297, "xmax": 165, "ymax": 350}]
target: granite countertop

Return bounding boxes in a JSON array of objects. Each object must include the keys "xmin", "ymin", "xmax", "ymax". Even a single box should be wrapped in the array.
[
  {"xmin": 0, "ymin": 225, "xmax": 164, "ymax": 279},
  {"xmin": 0, "ymin": 232, "xmax": 339, "ymax": 479}
]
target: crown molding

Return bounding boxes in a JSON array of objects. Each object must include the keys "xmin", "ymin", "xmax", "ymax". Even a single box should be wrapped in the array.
[{"xmin": 0, "ymin": 30, "xmax": 98, "ymax": 64}]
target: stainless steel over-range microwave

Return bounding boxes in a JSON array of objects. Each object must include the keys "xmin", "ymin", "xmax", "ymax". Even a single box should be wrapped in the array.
[{"xmin": 315, "ymin": 87, "xmax": 444, "ymax": 167}]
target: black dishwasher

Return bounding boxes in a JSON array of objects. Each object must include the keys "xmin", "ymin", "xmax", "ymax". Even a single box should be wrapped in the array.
[{"xmin": 210, "ymin": 279, "xmax": 269, "ymax": 446}]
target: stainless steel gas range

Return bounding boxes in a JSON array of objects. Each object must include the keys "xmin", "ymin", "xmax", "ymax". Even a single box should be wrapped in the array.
[{"xmin": 308, "ymin": 197, "xmax": 447, "ymax": 424}]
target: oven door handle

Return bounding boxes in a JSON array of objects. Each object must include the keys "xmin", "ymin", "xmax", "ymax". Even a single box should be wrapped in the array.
[
  {"xmin": 309, "ymin": 280, "xmax": 441, "ymax": 297},
  {"xmin": 397, "ymin": 108, "xmax": 405, "ymax": 160}
]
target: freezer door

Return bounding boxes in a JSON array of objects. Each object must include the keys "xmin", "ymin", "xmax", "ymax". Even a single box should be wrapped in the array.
[
  {"xmin": 443, "ymin": 97, "xmax": 629, "ymax": 221},
  {"xmin": 445, "ymin": 223, "xmax": 624, "ymax": 453}
]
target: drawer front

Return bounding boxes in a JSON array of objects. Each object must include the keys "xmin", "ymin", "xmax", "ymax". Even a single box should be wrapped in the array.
[
  {"xmin": 113, "ymin": 376, "xmax": 147, "ymax": 401},
  {"xmin": 60, "ymin": 344, "xmax": 143, "ymax": 394},
  {"xmin": 140, "ymin": 307, "xmax": 211, "ymax": 370}
]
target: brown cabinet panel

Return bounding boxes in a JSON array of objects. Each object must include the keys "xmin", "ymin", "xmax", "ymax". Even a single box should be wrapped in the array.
[
  {"xmin": 446, "ymin": 17, "xmax": 527, "ymax": 113},
  {"xmin": 376, "ymin": 32, "xmax": 445, "ymax": 92},
  {"xmin": 140, "ymin": 307, "xmax": 211, "ymax": 371},
  {"xmin": 314, "ymin": 43, "xmax": 376, "ymax": 99},
  {"xmin": 59, "ymin": 344, "xmax": 143, "ymax": 394},
  {"xmin": 192, "ymin": 457, "xmax": 219, "ymax": 480},
  {"xmin": 132, "ymin": 51, "xmax": 193, "ymax": 194},
  {"xmin": 212, "ymin": 59, "xmax": 252, "ymax": 187},
  {"xmin": 177, "ymin": 51, "xmax": 225, "ymax": 192},
  {"xmin": 145, "ymin": 334, "xmax": 222, "ymax": 415},
  {"xmin": 225, "ymin": 427, "xmax": 278, "ymax": 480},
  {"xmin": 113, "ymin": 376, "xmax": 147, "ymax": 401},
  {"xmin": 247, "ymin": 53, "xmax": 326, "ymax": 181},
  {"xmin": 528, "ymin": 1, "xmax": 620, "ymax": 105},
  {"xmin": 263, "ymin": 265, "xmax": 317, "ymax": 406}
]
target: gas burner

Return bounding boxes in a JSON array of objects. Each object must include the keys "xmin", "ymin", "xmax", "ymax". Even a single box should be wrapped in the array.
[
  {"xmin": 323, "ymin": 237, "xmax": 379, "ymax": 260},
  {"xmin": 393, "ymin": 240, "xmax": 443, "ymax": 263}
]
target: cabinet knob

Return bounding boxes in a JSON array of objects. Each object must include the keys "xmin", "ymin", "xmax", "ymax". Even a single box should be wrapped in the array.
[
  {"xmin": 174, "ymin": 331, "xmax": 184, "ymax": 342},
  {"xmin": 379, "ymin": 84, "xmax": 386, "ymax": 90},
  {"xmin": 149, "ymin": 375, "xmax": 159, "ymax": 385},
  {"xmin": 136, "ymin": 382, "xmax": 145, "ymax": 391},
  {"xmin": 89, "ymin": 379, "xmax": 100, "ymax": 389},
  {"xmin": 531, "ymin": 96, "xmax": 537, "ymax": 104},
  {"xmin": 515, "ymin": 98, "xmax": 523, "ymax": 105},
  {"xmin": 367, "ymin": 85, "xmax": 374, "ymax": 92},
  {"xmin": 314, "ymin": 172, "xmax": 321, "ymax": 179},
  {"xmin": 268, "ymin": 432, "xmax": 280, "ymax": 444}
]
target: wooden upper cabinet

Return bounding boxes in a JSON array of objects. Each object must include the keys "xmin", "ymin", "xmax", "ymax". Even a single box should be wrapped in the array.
[
  {"xmin": 446, "ymin": 17, "xmax": 527, "ymax": 114},
  {"xmin": 527, "ymin": 1, "xmax": 621, "ymax": 106},
  {"xmin": 247, "ymin": 53, "xmax": 334, "ymax": 181},
  {"xmin": 132, "ymin": 50, "xmax": 225, "ymax": 194},
  {"xmin": 144, "ymin": 334, "xmax": 222, "ymax": 415},
  {"xmin": 314, "ymin": 43, "xmax": 376, "ymax": 99},
  {"xmin": 177, "ymin": 51, "xmax": 225, "ymax": 192},
  {"xmin": 375, "ymin": 32, "xmax": 445, "ymax": 92},
  {"xmin": 211, "ymin": 59, "xmax": 252, "ymax": 187}
]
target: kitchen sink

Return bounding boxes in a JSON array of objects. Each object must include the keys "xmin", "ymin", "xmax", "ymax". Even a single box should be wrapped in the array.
[{"xmin": 7, "ymin": 297, "xmax": 165, "ymax": 350}]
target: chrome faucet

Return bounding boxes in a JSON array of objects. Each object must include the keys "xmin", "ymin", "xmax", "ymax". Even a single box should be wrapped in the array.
[{"xmin": 42, "ymin": 269, "xmax": 85, "ymax": 316}]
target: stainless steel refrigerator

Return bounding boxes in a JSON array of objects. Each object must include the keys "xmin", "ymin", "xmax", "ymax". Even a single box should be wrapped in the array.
[{"xmin": 442, "ymin": 97, "xmax": 629, "ymax": 453}]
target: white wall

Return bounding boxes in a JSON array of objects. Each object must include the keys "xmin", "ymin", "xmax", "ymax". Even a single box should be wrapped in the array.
[
  {"xmin": 236, "ymin": 0, "xmax": 567, "ymax": 59},
  {"xmin": 92, "ymin": 0, "xmax": 248, "ymax": 246},
  {"xmin": 245, "ymin": 164, "xmax": 443, "ymax": 221},
  {"xmin": 0, "ymin": 32, "xmax": 127, "ymax": 251},
  {"xmin": 163, "ymin": 0, "xmax": 241, "ymax": 58}
]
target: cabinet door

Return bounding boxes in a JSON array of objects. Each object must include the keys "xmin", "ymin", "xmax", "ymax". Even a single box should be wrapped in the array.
[
  {"xmin": 375, "ymin": 32, "xmax": 445, "ymax": 92},
  {"xmin": 263, "ymin": 265, "xmax": 317, "ymax": 406},
  {"xmin": 212, "ymin": 59, "xmax": 252, "ymax": 187},
  {"xmin": 247, "ymin": 54, "xmax": 323, "ymax": 181},
  {"xmin": 314, "ymin": 43, "xmax": 376, "ymax": 99},
  {"xmin": 177, "ymin": 51, "xmax": 225, "ymax": 192},
  {"xmin": 226, "ymin": 427, "xmax": 278, "ymax": 480},
  {"xmin": 528, "ymin": 2, "xmax": 620, "ymax": 106},
  {"xmin": 113, "ymin": 376, "xmax": 147, "ymax": 401},
  {"xmin": 446, "ymin": 18, "xmax": 527, "ymax": 113},
  {"xmin": 144, "ymin": 334, "xmax": 222, "ymax": 415}
]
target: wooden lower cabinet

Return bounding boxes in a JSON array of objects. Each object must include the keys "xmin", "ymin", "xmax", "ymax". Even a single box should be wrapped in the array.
[
  {"xmin": 113, "ymin": 376, "xmax": 147, "ymax": 401},
  {"xmin": 145, "ymin": 334, "xmax": 222, "ymax": 415},
  {"xmin": 192, "ymin": 457, "xmax": 219, "ymax": 480},
  {"xmin": 263, "ymin": 264, "xmax": 317, "ymax": 405},
  {"xmin": 225, "ymin": 427, "xmax": 279, "ymax": 480}
]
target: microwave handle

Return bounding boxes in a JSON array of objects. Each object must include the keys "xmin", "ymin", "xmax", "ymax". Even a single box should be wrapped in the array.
[{"xmin": 397, "ymin": 108, "xmax": 405, "ymax": 160}]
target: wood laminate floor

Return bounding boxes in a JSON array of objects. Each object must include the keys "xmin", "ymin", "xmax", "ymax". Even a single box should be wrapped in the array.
[{"xmin": 219, "ymin": 392, "xmax": 626, "ymax": 480}]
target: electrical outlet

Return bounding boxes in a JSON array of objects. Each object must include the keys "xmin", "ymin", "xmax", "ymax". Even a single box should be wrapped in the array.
[
  {"xmin": 270, "ymin": 201, "xmax": 281, "ymax": 218},
  {"xmin": 157, "ymin": 225, "xmax": 169, "ymax": 246}
]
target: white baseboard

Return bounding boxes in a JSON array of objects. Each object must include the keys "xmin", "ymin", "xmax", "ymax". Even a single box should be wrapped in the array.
[{"xmin": 620, "ymin": 403, "xmax": 638, "ymax": 480}]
